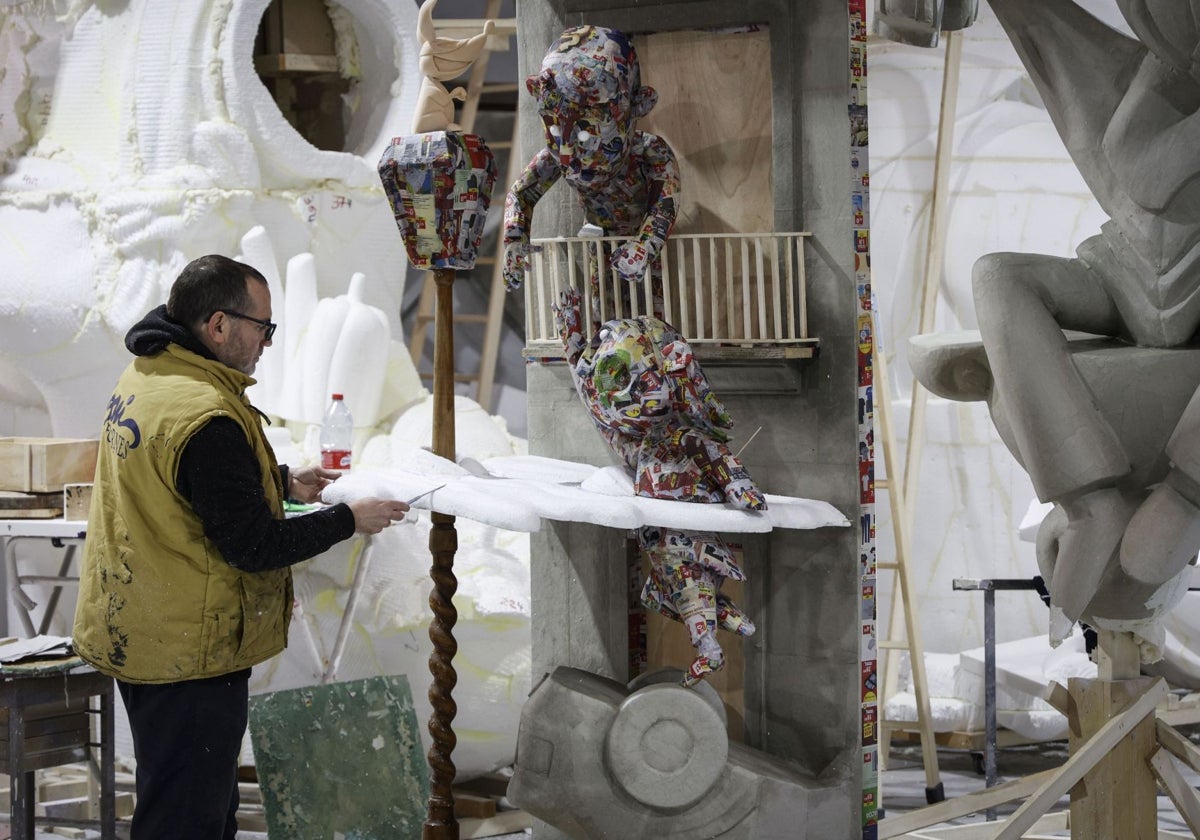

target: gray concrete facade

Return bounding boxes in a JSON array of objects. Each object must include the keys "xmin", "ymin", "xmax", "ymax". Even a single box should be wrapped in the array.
[{"xmin": 518, "ymin": 1, "xmax": 863, "ymax": 835}]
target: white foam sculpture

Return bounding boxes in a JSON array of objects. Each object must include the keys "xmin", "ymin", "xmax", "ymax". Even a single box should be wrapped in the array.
[
  {"xmin": 0, "ymin": 0, "xmax": 418, "ymax": 435},
  {"xmin": 0, "ymin": 0, "xmax": 531, "ymax": 779}
]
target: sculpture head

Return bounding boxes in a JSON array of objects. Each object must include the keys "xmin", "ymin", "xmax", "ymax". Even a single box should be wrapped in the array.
[
  {"xmin": 526, "ymin": 26, "xmax": 658, "ymax": 184},
  {"xmin": 573, "ymin": 316, "xmax": 732, "ymax": 442}
]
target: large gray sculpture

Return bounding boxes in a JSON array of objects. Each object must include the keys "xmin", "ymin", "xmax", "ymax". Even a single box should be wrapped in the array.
[
  {"xmin": 508, "ymin": 667, "xmax": 852, "ymax": 839},
  {"xmin": 874, "ymin": 0, "xmax": 979, "ymax": 47},
  {"xmin": 922, "ymin": 0, "xmax": 1200, "ymax": 645}
]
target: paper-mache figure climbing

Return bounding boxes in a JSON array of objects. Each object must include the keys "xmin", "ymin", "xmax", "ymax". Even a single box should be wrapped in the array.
[
  {"xmin": 503, "ymin": 26, "xmax": 679, "ymax": 293},
  {"xmin": 555, "ymin": 287, "xmax": 764, "ymax": 685}
]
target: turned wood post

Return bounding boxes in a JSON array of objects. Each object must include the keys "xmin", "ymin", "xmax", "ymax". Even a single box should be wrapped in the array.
[
  {"xmin": 377, "ymin": 125, "xmax": 496, "ymax": 840},
  {"xmin": 424, "ymin": 267, "xmax": 460, "ymax": 839}
]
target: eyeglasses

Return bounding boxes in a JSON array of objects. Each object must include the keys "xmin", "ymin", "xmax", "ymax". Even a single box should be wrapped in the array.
[{"xmin": 222, "ymin": 310, "xmax": 277, "ymax": 341}]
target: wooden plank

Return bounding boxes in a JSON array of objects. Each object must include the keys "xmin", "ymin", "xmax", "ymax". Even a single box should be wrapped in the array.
[
  {"xmin": 1150, "ymin": 747, "xmax": 1200, "ymax": 837},
  {"xmin": 276, "ymin": 0, "xmax": 336, "ymax": 56},
  {"xmin": 1095, "ymin": 629, "xmax": 1140, "ymax": 680},
  {"xmin": 1068, "ymin": 676, "xmax": 1158, "ymax": 838},
  {"xmin": 2, "ymin": 745, "xmax": 87, "ymax": 774},
  {"xmin": 877, "ymin": 768, "xmax": 1058, "ymax": 838},
  {"xmin": 459, "ymin": 808, "xmax": 532, "ymax": 838},
  {"xmin": 452, "ymin": 791, "xmax": 497, "ymax": 819},
  {"xmin": 887, "ymin": 727, "xmax": 1041, "ymax": 752},
  {"xmin": 0, "ymin": 438, "xmax": 98, "ymax": 493},
  {"xmin": 896, "ymin": 810, "xmax": 1067, "ymax": 838},
  {"xmin": 901, "ymin": 29, "xmax": 962, "ymax": 514},
  {"xmin": 1044, "ymin": 681, "xmax": 1070, "ymax": 716},
  {"xmin": 995, "ymin": 678, "xmax": 1166, "ymax": 840},
  {"xmin": 1157, "ymin": 717, "xmax": 1200, "ymax": 775},
  {"xmin": 1156, "ymin": 704, "xmax": 1200, "ymax": 727},
  {"xmin": 0, "ymin": 711, "xmax": 88, "ymax": 740},
  {"xmin": 0, "ymin": 490, "xmax": 62, "ymax": 511},
  {"xmin": 253, "ymin": 53, "xmax": 339, "ymax": 75}
]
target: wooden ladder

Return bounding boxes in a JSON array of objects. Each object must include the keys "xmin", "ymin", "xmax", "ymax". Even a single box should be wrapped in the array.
[
  {"xmin": 875, "ymin": 28, "xmax": 965, "ymax": 808},
  {"xmin": 408, "ymin": 0, "xmax": 517, "ymax": 412},
  {"xmin": 874, "ymin": 325, "xmax": 943, "ymax": 804}
]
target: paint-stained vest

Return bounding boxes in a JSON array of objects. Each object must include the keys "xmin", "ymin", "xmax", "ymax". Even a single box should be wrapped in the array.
[{"xmin": 73, "ymin": 344, "xmax": 292, "ymax": 683}]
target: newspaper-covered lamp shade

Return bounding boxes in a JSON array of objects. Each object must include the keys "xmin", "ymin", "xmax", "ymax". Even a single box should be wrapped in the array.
[{"xmin": 378, "ymin": 131, "xmax": 498, "ymax": 270}]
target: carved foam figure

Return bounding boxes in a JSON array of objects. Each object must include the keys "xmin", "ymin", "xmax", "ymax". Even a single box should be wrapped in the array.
[
  {"xmin": 503, "ymin": 26, "xmax": 680, "ymax": 291},
  {"xmin": 555, "ymin": 287, "xmax": 763, "ymax": 685},
  {"xmin": 411, "ymin": 0, "xmax": 494, "ymax": 133},
  {"xmin": 964, "ymin": 0, "xmax": 1200, "ymax": 640}
]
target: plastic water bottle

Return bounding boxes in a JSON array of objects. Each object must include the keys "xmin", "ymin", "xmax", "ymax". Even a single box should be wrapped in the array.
[{"xmin": 320, "ymin": 393, "xmax": 353, "ymax": 472}]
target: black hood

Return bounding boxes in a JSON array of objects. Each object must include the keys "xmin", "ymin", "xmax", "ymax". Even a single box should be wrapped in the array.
[{"xmin": 124, "ymin": 305, "xmax": 215, "ymax": 360}]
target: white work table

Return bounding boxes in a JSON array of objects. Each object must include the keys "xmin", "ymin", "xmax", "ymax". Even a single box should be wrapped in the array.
[{"xmin": 1, "ymin": 519, "xmax": 88, "ymax": 637}]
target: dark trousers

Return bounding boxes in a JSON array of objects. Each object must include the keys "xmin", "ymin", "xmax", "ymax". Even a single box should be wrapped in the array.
[{"xmin": 117, "ymin": 668, "xmax": 251, "ymax": 840}]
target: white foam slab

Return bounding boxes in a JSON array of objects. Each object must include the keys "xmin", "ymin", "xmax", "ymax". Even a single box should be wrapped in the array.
[{"xmin": 322, "ymin": 453, "xmax": 851, "ymax": 534}]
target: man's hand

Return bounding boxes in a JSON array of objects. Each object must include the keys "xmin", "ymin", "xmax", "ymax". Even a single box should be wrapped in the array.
[
  {"xmin": 348, "ymin": 498, "xmax": 411, "ymax": 534},
  {"xmin": 288, "ymin": 466, "xmax": 342, "ymax": 504}
]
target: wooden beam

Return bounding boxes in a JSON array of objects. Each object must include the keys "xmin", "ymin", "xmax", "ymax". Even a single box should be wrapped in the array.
[
  {"xmin": 877, "ymin": 769, "xmax": 1058, "ymax": 839},
  {"xmin": 1068, "ymin": 676, "xmax": 1158, "ymax": 837},
  {"xmin": 888, "ymin": 810, "xmax": 1067, "ymax": 839},
  {"xmin": 995, "ymin": 678, "xmax": 1167, "ymax": 840},
  {"xmin": 1095, "ymin": 629, "xmax": 1140, "ymax": 680},
  {"xmin": 1150, "ymin": 747, "xmax": 1200, "ymax": 836},
  {"xmin": 1044, "ymin": 681, "xmax": 1070, "ymax": 716},
  {"xmin": 901, "ymin": 28, "xmax": 963, "ymax": 512},
  {"xmin": 1156, "ymin": 718, "xmax": 1200, "ymax": 775}
]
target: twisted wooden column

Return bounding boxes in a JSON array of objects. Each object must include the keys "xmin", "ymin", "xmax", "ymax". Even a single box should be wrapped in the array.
[{"xmin": 424, "ymin": 267, "xmax": 460, "ymax": 839}]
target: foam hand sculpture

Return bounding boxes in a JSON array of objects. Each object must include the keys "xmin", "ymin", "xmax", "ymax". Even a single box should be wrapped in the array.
[
  {"xmin": 296, "ymin": 272, "xmax": 390, "ymax": 430},
  {"xmin": 503, "ymin": 26, "xmax": 679, "ymax": 290},
  {"xmin": 555, "ymin": 287, "xmax": 763, "ymax": 685}
]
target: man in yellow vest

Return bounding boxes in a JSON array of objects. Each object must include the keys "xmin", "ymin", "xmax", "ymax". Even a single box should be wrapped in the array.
[{"xmin": 73, "ymin": 254, "xmax": 410, "ymax": 840}]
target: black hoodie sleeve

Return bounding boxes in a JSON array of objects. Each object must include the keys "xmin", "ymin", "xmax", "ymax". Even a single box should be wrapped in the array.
[{"xmin": 176, "ymin": 417, "xmax": 356, "ymax": 572}]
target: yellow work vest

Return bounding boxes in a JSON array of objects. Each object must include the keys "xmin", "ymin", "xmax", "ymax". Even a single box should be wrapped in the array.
[{"xmin": 73, "ymin": 344, "xmax": 292, "ymax": 683}]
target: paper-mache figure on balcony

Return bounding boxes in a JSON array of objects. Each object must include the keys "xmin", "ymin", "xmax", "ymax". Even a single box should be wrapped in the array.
[
  {"xmin": 502, "ymin": 25, "xmax": 680, "ymax": 300},
  {"xmin": 555, "ymin": 287, "xmax": 764, "ymax": 685}
]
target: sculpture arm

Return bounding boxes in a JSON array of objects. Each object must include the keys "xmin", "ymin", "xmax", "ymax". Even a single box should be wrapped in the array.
[
  {"xmin": 610, "ymin": 134, "xmax": 680, "ymax": 283},
  {"xmin": 1102, "ymin": 53, "xmax": 1200, "ymax": 211},
  {"xmin": 503, "ymin": 149, "xmax": 560, "ymax": 290},
  {"xmin": 552, "ymin": 286, "xmax": 588, "ymax": 366},
  {"xmin": 986, "ymin": 0, "xmax": 1145, "ymax": 208},
  {"xmin": 678, "ymin": 429, "xmax": 767, "ymax": 510}
]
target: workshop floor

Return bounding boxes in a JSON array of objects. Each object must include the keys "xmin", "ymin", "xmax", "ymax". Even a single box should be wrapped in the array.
[{"xmin": 12, "ymin": 740, "xmax": 1199, "ymax": 839}]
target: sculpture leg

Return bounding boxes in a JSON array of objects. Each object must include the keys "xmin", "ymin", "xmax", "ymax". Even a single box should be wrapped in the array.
[
  {"xmin": 973, "ymin": 252, "xmax": 1134, "ymax": 631},
  {"xmin": 670, "ymin": 566, "xmax": 723, "ymax": 687},
  {"xmin": 973, "ymin": 251, "xmax": 1127, "ymax": 499},
  {"xmin": 1121, "ymin": 385, "xmax": 1200, "ymax": 583}
]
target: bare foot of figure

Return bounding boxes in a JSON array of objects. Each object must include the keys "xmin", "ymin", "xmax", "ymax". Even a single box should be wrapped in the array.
[
  {"xmin": 1120, "ymin": 468, "xmax": 1200, "ymax": 585},
  {"xmin": 1049, "ymin": 486, "xmax": 1137, "ymax": 639}
]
